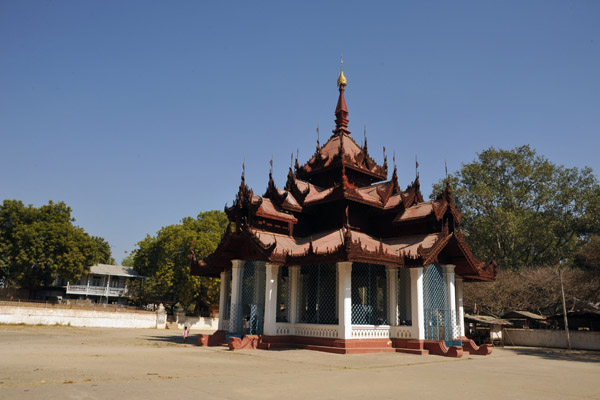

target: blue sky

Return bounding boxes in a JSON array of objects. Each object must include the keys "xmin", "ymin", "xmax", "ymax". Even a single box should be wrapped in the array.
[{"xmin": 1, "ymin": 1, "xmax": 599, "ymax": 262}]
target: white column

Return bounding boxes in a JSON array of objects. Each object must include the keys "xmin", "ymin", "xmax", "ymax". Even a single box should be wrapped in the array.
[
  {"xmin": 410, "ymin": 267, "xmax": 425, "ymax": 340},
  {"xmin": 289, "ymin": 266, "xmax": 300, "ymax": 325},
  {"xmin": 337, "ymin": 262, "xmax": 353, "ymax": 339},
  {"xmin": 229, "ymin": 260, "xmax": 244, "ymax": 332},
  {"xmin": 218, "ymin": 271, "xmax": 228, "ymax": 330},
  {"xmin": 455, "ymin": 276, "xmax": 465, "ymax": 337},
  {"xmin": 443, "ymin": 264, "xmax": 457, "ymax": 340},
  {"xmin": 386, "ymin": 267, "xmax": 398, "ymax": 326},
  {"xmin": 263, "ymin": 263, "xmax": 279, "ymax": 336}
]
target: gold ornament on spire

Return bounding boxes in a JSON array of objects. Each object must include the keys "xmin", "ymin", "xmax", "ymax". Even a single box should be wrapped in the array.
[{"xmin": 337, "ymin": 55, "xmax": 347, "ymax": 87}]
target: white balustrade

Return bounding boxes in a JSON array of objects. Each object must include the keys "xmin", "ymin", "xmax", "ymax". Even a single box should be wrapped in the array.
[
  {"xmin": 274, "ymin": 323, "xmax": 339, "ymax": 338},
  {"xmin": 351, "ymin": 326, "xmax": 391, "ymax": 339},
  {"xmin": 390, "ymin": 326, "xmax": 413, "ymax": 339}
]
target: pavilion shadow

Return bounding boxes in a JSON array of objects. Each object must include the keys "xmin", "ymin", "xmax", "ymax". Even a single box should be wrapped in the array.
[{"xmin": 503, "ymin": 346, "xmax": 600, "ymax": 363}]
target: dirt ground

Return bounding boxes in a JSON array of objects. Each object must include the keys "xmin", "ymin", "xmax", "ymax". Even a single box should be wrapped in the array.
[{"xmin": 1, "ymin": 325, "xmax": 599, "ymax": 400}]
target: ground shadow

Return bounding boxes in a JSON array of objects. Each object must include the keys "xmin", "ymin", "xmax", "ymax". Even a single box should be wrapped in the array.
[
  {"xmin": 144, "ymin": 334, "xmax": 188, "ymax": 345},
  {"xmin": 503, "ymin": 346, "xmax": 600, "ymax": 363}
]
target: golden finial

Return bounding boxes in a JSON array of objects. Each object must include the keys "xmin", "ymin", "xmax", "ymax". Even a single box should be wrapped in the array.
[{"xmin": 337, "ymin": 55, "xmax": 347, "ymax": 87}]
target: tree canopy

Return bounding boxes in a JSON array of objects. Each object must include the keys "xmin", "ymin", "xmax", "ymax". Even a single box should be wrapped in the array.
[
  {"xmin": 130, "ymin": 210, "xmax": 229, "ymax": 311},
  {"xmin": 0, "ymin": 200, "xmax": 114, "ymax": 291},
  {"xmin": 434, "ymin": 145, "xmax": 600, "ymax": 270}
]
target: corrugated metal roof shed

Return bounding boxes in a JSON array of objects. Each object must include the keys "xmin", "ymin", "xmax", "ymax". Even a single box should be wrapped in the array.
[
  {"xmin": 503, "ymin": 310, "xmax": 547, "ymax": 320},
  {"xmin": 465, "ymin": 314, "xmax": 512, "ymax": 326},
  {"xmin": 89, "ymin": 264, "xmax": 141, "ymax": 278}
]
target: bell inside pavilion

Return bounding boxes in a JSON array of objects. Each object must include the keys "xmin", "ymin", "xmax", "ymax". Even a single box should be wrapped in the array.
[{"xmin": 191, "ymin": 62, "xmax": 496, "ymax": 356}]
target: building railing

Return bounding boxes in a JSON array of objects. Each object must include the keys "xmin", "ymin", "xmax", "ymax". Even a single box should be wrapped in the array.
[
  {"xmin": 65, "ymin": 284, "xmax": 127, "ymax": 297},
  {"xmin": 275, "ymin": 322, "xmax": 339, "ymax": 338},
  {"xmin": 390, "ymin": 325, "xmax": 413, "ymax": 339},
  {"xmin": 351, "ymin": 325, "xmax": 391, "ymax": 339},
  {"xmin": 0, "ymin": 299, "xmax": 151, "ymax": 313}
]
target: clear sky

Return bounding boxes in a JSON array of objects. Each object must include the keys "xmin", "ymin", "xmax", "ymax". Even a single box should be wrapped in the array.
[{"xmin": 1, "ymin": 1, "xmax": 599, "ymax": 263}]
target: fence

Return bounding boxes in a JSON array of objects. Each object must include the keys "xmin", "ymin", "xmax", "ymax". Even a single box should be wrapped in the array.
[{"xmin": 0, "ymin": 299, "xmax": 151, "ymax": 314}]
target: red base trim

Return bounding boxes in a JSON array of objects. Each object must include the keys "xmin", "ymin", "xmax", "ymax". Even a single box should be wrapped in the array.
[
  {"xmin": 198, "ymin": 330, "xmax": 227, "ymax": 347},
  {"xmin": 461, "ymin": 337, "xmax": 493, "ymax": 355}
]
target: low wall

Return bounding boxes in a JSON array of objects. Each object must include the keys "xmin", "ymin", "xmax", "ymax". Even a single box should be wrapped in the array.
[
  {"xmin": 174, "ymin": 312, "xmax": 219, "ymax": 331},
  {"xmin": 504, "ymin": 328, "xmax": 600, "ymax": 351},
  {"xmin": 0, "ymin": 305, "xmax": 158, "ymax": 329}
]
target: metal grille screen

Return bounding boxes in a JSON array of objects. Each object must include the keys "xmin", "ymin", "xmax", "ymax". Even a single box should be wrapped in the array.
[
  {"xmin": 397, "ymin": 268, "xmax": 412, "ymax": 326},
  {"xmin": 223, "ymin": 271, "xmax": 232, "ymax": 321},
  {"xmin": 423, "ymin": 263, "xmax": 460, "ymax": 346},
  {"xmin": 298, "ymin": 264, "xmax": 337, "ymax": 325},
  {"xmin": 231, "ymin": 260, "xmax": 265, "ymax": 335},
  {"xmin": 351, "ymin": 263, "xmax": 388, "ymax": 325},
  {"xmin": 276, "ymin": 266, "xmax": 290, "ymax": 323}
]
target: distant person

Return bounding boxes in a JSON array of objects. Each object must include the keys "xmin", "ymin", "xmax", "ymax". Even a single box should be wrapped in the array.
[
  {"xmin": 183, "ymin": 326, "xmax": 189, "ymax": 344},
  {"xmin": 243, "ymin": 317, "xmax": 250, "ymax": 334}
]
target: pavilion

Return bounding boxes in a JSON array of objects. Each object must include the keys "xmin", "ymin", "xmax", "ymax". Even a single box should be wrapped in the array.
[{"xmin": 191, "ymin": 62, "xmax": 496, "ymax": 356}]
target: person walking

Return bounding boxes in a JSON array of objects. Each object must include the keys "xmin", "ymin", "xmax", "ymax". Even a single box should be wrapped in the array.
[{"xmin": 183, "ymin": 326, "xmax": 189, "ymax": 344}]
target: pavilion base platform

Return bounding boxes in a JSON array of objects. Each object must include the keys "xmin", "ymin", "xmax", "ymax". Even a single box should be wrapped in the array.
[
  {"xmin": 461, "ymin": 337, "xmax": 493, "ymax": 355},
  {"xmin": 257, "ymin": 335, "xmax": 469, "ymax": 357},
  {"xmin": 197, "ymin": 330, "xmax": 227, "ymax": 347}
]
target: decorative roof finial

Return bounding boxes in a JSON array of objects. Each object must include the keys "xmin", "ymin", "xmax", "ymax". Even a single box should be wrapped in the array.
[
  {"xmin": 316, "ymin": 122, "xmax": 320, "ymax": 149},
  {"xmin": 383, "ymin": 146, "xmax": 388, "ymax": 173},
  {"xmin": 242, "ymin": 158, "xmax": 246, "ymax": 180},
  {"xmin": 445, "ymin": 159, "xmax": 448, "ymax": 182},
  {"xmin": 270, "ymin": 154, "xmax": 274, "ymax": 176},
  {"xmin": 337, "ymin": 55, "xmax": 347, "ymax": 87},
  {"xmin": 363, "ymin": 123, "xmax": 368, "ymax": 150},
  {"xmin": 416, "ymin": 154, "xmax": 420, "ymax": 179}
]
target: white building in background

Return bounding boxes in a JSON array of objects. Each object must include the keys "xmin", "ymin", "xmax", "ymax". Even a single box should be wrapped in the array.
[{"xmin": 62, "ymin": 264, "xmax": 143, "ymax": 305}]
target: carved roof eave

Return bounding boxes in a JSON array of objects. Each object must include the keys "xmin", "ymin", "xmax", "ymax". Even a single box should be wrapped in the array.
[
  {"xmin": 433, "ymin": 183, "xmax": 462, "ymax": 224},
  {"xmin": 191, "ymin": 226, "xmax": 278, "ymax": 275},
  {"xmin": 297, "ymin": 157, "xmax": 387, "ymax": 182},
  {"xmin": 375, "ymin": 168, "xmax": 401, "ymax": 206},
  {"xmin": 284, "ymin": 168, "xmax": 310, "ymax": 205},
  {"xmin": 451, "ymin": 232, "xmax": 497, "ymax": 281}
]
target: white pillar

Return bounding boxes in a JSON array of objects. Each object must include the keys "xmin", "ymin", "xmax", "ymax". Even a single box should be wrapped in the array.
[
  {"xmin": 410, "ymin": 267, "xmax": 425, "ymax": 340},
  {"xmin": 455, "ymin": 276, "xmax": 465, "ymax": 337},
  {"xmin": 229, "ymin": 260, "xmax": 244, "ymax": 333},
  {"xmin": 263, "ymin": 263, "xmax": 279, "ymax": 336},
  {"xmin": 443, "ymin": 264, "xmax": 457, "ymax": 340},
  {"xmin": 337, "ymin": 262, "xmax": 353, "ymax": 339},
  {"xmin": 386, "ymin": 267, "xmax": 398, "ymax": 326},
  {"xmin": 218, "ymin": 271, "xmax": 228, "ymax": 330},
  {"xmin": 289, "ymin": 266, "xmax": 300, "ymax": 325}
]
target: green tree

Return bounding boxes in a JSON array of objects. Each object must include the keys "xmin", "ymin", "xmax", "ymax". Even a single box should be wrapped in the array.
[
  {"xmin": 121, "ymin": 253, "xmax": 135, "ymax": 267},
  {"xmin": 575, "ymin": 235, "xmax": 600, "ymax": 274},
  {"xmin": 131, "ymin": 210, "xmax": 228, "ymax": 312},
  {"xmin": 0, "ymin": 200, "xmax": 114, "ymax": 291},
  {"xmin": 433, "ymin": 145, "xmax": 600, "ymax": 270}
]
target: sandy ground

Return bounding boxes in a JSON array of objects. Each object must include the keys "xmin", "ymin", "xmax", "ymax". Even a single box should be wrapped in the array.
[{"xmin": 0, "ymin": 325, "xmax": 599, "ymax": 400}]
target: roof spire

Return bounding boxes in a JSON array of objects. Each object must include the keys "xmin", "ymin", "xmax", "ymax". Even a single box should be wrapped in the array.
[{"xmin": 334, "ymin": 56, "xmax": 350, "ymax": 136}]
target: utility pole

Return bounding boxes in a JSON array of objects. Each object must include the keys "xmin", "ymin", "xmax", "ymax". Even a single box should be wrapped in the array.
[{"xmin": 559, "ymin": 269, "xmax": 571, "ymax": 350}]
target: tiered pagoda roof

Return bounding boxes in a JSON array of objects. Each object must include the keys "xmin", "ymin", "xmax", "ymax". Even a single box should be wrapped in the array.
[{"xmin": 191, "ymin": 64, "xmax": 496, "ymax": 282}]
